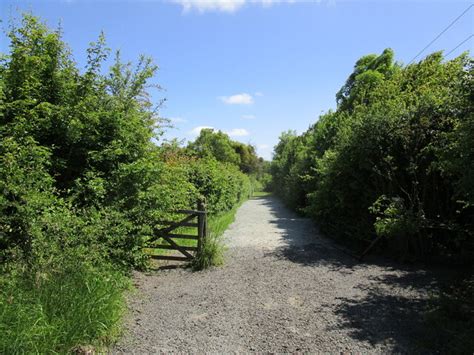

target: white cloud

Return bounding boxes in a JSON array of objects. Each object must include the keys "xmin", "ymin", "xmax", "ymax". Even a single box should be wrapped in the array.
[
  {"xmin": 227, "ymin": 128, "xmax": 250, "ymax": 137},
  {"xmin": 189, "ymin": 125, "xmax": 214, "ymax": 135},
  {"xmin": 173, "ymin": 0, "xmax": 325, "ymax": 14},
  {"xmin": 259, "ymin": 0, "xmax": 274, "ymax": 7},
  {"xmin": 174, "ymin": 0, "xmax": 246, "ymax": 13},
  {"xmin": 219, "ymin": 93, "xmax": 254, "ymax": 105},
  {"xmin": 241, "ymin": 114, "xmax": 256, "ymax": 120},
  {"xmin": 257, "ymin": 144, "xmax": 269, "ymax": 150},
  {"xmin": 254, "ymin": 91, "xmax": 264, "ymax": 97},
  {"xmin": 169, "ymin": 116, "xmax": 188, "ymax": 124}
]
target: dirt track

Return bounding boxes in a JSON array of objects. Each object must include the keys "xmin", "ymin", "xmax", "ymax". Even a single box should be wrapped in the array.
[{"xmin": 113, "ymin": 196, "xmax": 440, "ymax": 353}]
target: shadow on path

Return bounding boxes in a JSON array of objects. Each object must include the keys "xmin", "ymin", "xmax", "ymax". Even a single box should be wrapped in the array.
[
  {"xmin": 260, "ymin": 195, "xmax": 359, "ymax": 270},
  {"xmin": 259, "ymin": 195, "xmax": 451, "ymax": 352}
]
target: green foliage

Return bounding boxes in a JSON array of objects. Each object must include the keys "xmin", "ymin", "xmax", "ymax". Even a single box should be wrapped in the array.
[
  {"xmin": 0, "ymin": 14, "xmax": 253, "ymax": 352},
  {"xmin": 233, "ymin": 141, "xmax": 260, "ymax": 174},
  {"xmin": 271, "ymin": 49, "xmax": 474, "ymax": 353},
  {"xmin": 192, "ymin": 204, "xmax": 241, "ymax": 271},
  {"xmin": 370, "ymin": 196, "xmax": 419, "ymax": 239},
  {"xmin": 271, "ymin": 130, "xmax": 309, "ymax": 211},
  {"xmin": 187, "ymin": 128, "xmax": 265, "ymax": 175},
  {"xmin": 188, "ymin": 157, "xmax": 251, "ymax": 214},
  {"xmin": 0, "ymin": 136, "xmax": 54, "ymax": 261},
  {"xmin": 0, "ymin": 262, "xmax": 128, "ymax": 354},
  {"xmin": 336, "ymin": 48, "xmax": 397, "ymax": 112},
  {"xmin": 271, "ymin": 49, "xmax": 474, "ymax": 261},
  {"xmin": 256, "ymin": 172, "xmax": 272, "ymax": 192},
  {"xmin": 424, "ymin": 276, "xmax": 474, "ymax": 353},
  {"xmin": 192, "ymin": 233, "xmax": 225, "ymax": 271},
  {"xmin": 188, "ymin": 128, "xmax": 241, "ymax": 166}
]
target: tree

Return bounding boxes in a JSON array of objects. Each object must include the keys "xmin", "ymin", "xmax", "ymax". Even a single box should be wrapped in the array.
[
  {"xmin": 188, "ymin": 128, "xmax": 241, "ymax": 166},
  {"xmin": 336, "ymin": 48, "xmax": 397, "ymax": 112},
  {"xmin": 233, "ymin": 142, "xmax": 259, "ymax": 174}
]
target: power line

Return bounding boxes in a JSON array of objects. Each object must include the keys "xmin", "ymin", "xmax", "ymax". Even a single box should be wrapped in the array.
[
  {"xmin": 408, "ymin": 3, "xmax": 474, "ymax": 64},
  {"xmin": 444, "ymin": 34, "xmax": 474, "ymax": 57}
]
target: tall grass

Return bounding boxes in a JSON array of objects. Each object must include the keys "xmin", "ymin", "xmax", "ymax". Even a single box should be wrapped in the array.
[
  {"xmin": 0, "ymin": 263, "xmax": 129, "ymax": 354},
  {"xmin": 192, "ymin": 202, "xmax": 242, "ymax": 270}
]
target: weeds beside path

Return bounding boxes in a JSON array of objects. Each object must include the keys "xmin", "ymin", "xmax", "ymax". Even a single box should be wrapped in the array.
[{"xmin": 113, "ymin": 196, "xmax": 446, "ymax": 353}]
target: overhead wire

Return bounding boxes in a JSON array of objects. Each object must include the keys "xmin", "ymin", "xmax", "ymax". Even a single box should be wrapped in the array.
[
  {"xmin": 444, "ymin": 33, "xmax": 474, "ymax": 57},
  {"xmin": 408, "ymin": 3, "xmax": 473, "ymax": 64}
]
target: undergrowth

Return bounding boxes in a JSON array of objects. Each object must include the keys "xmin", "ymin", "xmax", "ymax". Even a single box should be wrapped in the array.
[
  {"xmin": 192, "ymin": 201, "xmax": 243, "ymax": 271},
  {"xmin": 422, "ymin": 276, "xmax": 474, "ymax": 353},
  {"xmin": 0, "ymin": 262, "xmax": 129, "ymax": 354}
]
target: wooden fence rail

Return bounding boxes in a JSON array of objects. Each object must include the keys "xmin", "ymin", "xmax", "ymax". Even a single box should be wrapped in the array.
[{"xmin": 146, "ymin": 200, "xmax": 207, "ymax": 262}]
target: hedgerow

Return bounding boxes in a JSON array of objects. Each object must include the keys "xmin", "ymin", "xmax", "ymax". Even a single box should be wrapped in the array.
[
  {"xmin": 271, "ymin": 49, "xmax": 474, "ymax": 352},
  {"xmin": 271, "ymin": 49, "xmax": 473, "ymax": 261},
  {"xmin": 0, "ymin": 14, "xmax": 255, "ymax": 352}
]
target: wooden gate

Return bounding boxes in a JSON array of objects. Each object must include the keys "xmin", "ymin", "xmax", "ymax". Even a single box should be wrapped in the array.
[{"xmin": 146, "ymin": 200, "xmax": 207, "ymax": 262}]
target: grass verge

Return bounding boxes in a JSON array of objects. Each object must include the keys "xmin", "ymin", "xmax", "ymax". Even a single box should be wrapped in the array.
[
  {"xmin": 191, "ymin": 201, "xmax": 243, "ymax": 270},
  {"xmin": 252, "ymin": 191, "xmax": 272, "ymax": 198},
  {"xmin": 0, "ymin": 262, "xmax": 129, "ymax": 354}
]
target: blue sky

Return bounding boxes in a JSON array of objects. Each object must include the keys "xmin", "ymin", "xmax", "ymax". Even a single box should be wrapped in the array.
[{"xmin": 1, "ymin": 0, "xmax": 472, "ymax": 159}]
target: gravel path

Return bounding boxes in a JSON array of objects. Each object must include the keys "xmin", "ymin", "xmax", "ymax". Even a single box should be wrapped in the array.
[{"xmin": 113, "ymin": 196, "xmax": 441, "ymax": 353}]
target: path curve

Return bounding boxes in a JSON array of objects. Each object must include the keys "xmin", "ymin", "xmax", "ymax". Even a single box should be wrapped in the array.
[{"xmin": 113, "ymin": 196, "xmax": 438, "ymax": 353}]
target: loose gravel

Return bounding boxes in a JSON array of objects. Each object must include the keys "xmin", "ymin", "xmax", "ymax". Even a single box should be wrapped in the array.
[{"xmin": 113, "ymin": 196, "xmax": 443, "ymax": 353}]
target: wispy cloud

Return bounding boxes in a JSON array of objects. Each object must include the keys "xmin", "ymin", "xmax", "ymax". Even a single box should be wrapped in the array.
[
  {"xmin": 241, "ymin": 114, "xmax": 256, "ymax": 120},
  {"xmin": 254, "ymin": 91, "xmax": 264, "ymax": 97},
  {"xmin": 227, "ymin": 128, "xmax": 250, "ymax": 137},
  {"xmin": 219, "ymin": 93, "xmax": 254, "ymax": 105},
  {"xmin": 173, "ymin": 0, "xmax": 289, "ymax": 13},
  {"xmin": 169, "ymin": 116, "xmax": 188, "ymax": 124},
  {"xmin": 189, "ymin": 125, "xmax": 214, "ymax": 135},
  {"xmin": 174, "ymin": 0, "xmax": 245, "ymax": 13}
]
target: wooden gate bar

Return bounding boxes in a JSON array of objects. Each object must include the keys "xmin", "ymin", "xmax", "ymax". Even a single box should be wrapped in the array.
[
  {"xmin": 158, "ymin": 213, "xmax": 197, "ymax": 226},
  {"xmin": 166, "ymin": 233, "xmax": 199, "ymax": 240},
  {"xmin": 149, "ymin": 214, "xmax": 197, "ymax": 245},
  {"xmin": 145, "ymin": 199, "xmax": 207, "ymax": 262},
  {"xmin": 157, "ymin": 221, "xmax": 198, "ymax": 227},
  {"xmin": 150, "ymin": 255, "xmax": 190, "ymax": 261},
  {"xmin": 175, "ymin": 209, "xmax": 206, "ymax": 215},
  {"xmin": 160, "ymin": 234, "xmax": 194, "ymax": 259},
  {"xmin": 197, "ymin": 199, "xmax": 206, "ymax": 253},
  {"xmin": 153, "ymin": 244, "xmax": 198, "ymax": 252}
]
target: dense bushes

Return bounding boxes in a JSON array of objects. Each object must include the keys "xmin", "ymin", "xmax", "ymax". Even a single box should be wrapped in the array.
[
  {"xmin": 271, "ymin": 49, "xmax": 473, "ymax": 261},
  {"xmin": 0, "ymin": 14, "xmax": 253, "ymax": 352},
  {"xmin": 188, "ymin": 158, "xmax": 251, "ymax": 214},
  {"xmin": 271, "ymin": 49, "xmax": 474, "ymax": 353}
]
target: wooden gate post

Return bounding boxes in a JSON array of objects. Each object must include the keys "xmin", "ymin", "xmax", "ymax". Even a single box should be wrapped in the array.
[{"xmin": 197, "ymin": 199, "xmax": 207, "ymax": 253}]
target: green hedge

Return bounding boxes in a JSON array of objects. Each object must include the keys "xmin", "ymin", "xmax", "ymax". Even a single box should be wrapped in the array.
[
  {"xmin": 271, "ymin": 49, "xmax": 473, "ymax": 261},
  {"xmin": 0, "ymin": 14, "xmax": 253, "ymax": 353}
]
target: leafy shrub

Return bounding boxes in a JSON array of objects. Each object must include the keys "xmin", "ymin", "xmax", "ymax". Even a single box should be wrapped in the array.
[
  {"xmin": 370, "ymin": 196, "xmax": 419, "ymax": 239},
  {"xmin": 0, "ymin": 14, "xmax": 254, "ymax": 352},
  {"xmin": 271, "ymin": 50, "xmax": 474, "ymax": 261},
  {"xmin": 188, "ymin": 157, "xmax": 251, "ymax": 214}
]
